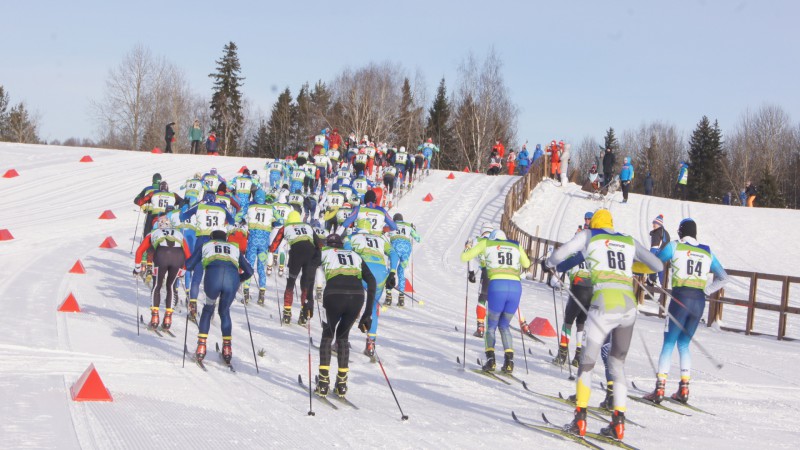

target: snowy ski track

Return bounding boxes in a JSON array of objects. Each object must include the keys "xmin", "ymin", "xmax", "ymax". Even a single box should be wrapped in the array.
[{"xmin": 0, "ymin": 143, "xmax": 798, "ymax": 449}]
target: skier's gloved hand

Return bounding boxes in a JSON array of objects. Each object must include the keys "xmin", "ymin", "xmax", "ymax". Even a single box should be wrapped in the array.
[
  {"xmin": 239, "ymin": 273, "xmax": 251, "ymax": 283},
  {"xmin": 132, "ymin": 265, "xmax": 141, "ymax": 276},
  {"xmin": 548, "ymin": 274, "xmax": 561, "ymax": 289},
  {"xmin": 177, "ymin": 268, "xmax": 186, "ymax": 278},
  {"xmin": 540, "ymin": 258, "xmax": 552, "ymax": 276},
  {"xmin": 468, "ymin": 270, "xmax": 477, "ymax": 283},
  {"xmin": 358, "ymin": 314, "xmax": 372, "ymax": 333},
  {"xmin": 385, "ymin": 272, "xmax": 397, "ymax": 290}
]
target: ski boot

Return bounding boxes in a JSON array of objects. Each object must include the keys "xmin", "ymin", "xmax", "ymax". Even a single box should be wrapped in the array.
[
  {"xmin": 501, "ymin": 351, "xmax": 514, "ymax": 374},
  {"xmin": 267, "ymin": 265, "xmax": 273, "ymax": 276},
  {"xmin": 335, "ymin": 370, "xmax": 348, "ymax": 398},
  {"xmin": 643, "ymin": 378, "xmax": 666, "ymax": 404},
  {"xmin": 282, "ymin": 307, "xmax": 292, "ymax": 325},
  {"xmin": 315, "ymin": 368, "xmax": 330, "ymax": 397},
  {"xmin": 161, "ymin": 308, "xmax": 173, "ymax": 330},
  {"xmin": 672, "ymin": 379, "xmax": 690, "ymax": 403},
  {"xmin": 482, "ymin": 351, "xmax": 496, "ymax": 372},
  {"xmin": 221, "ymin": 337, "xmax": 232, "ymax": 365},
  {"xmin": 600, "ymin": 410, "xmax": 625, "ymax": 441},
  {"xmin": 315, "ymin": 285, "xmax": 322, "ymax": 301},
  {"xmin": 257, "ymin": 288, "xmax": 266, "ymax": 305},
  {"xmin": 148, "ymin": 307, "xmax": 159, "ymax": 330},
  {"xmin": 188, "ymin": 300, "xmax": 198, "ymax": 323},
  {"xmin": 363, "ymin": 337, "xmax": 376, "ymax": 358},
  {"xmin": 599, "ymin": 382, "xmax": 614, "ymax": 410},
  {"xmin": 397, "ymin": 292, "xmax": 405, "ymax": 307},
  {"xmin": 564, "ymin": 407, "xmax": 587, "ymax": 436},
  {"xmin": 173, "ymin": 286, "xmax": 180, "ymax": 304},
  {"xmin": 552, "ymin": 345, "xmax": 569, "ymax": 366},
  {"xmin": 571, "ymin": 346, "xmax": 582, "ymax": 367},
  {"xmin": 195, "ymin": 336, "xmax": 207, "ymax": 361},
  {"xmin": 242, "ymin": 287, "xmax": 250, "ymax": 304},
  {"xmin": 278, "ymin": 264, "xmax": 285, "ymax": 277},
  {"xmin": 385, "ymin": 291, "xmax": 393, "ymax": 306},
  {"xmin": 473, "ymin": 321, "xmax": 485, "ymax": 338},
  {"xmin": 298, "ymin": 305, "xmax": 311, "ymax": 326}
]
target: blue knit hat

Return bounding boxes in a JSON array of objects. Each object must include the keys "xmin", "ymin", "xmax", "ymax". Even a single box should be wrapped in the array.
[{"xmin": 653, "ymin": 214, "xmax": 664, "ymax": 227}]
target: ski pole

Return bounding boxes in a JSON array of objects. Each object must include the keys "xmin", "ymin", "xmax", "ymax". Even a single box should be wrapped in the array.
[
  {"xmin": 638, "ymin": 329, "xmax": 657, "ymax": 376},
  {"xmin": 558, "ymin": 287, "xmax": 575, "ymax": 380},
  {"xmin": 182, "ymin": 308, "xmax": 190, "ymax": 368},
  {"xmin": 393, "ymin": 287, "xmax": 423, "ymax": 305},
  {"xmin": 275, "ymin": 269, "xmax": 283, "ymax": 326},
  {"xmin": 411, "ymin": 246, "xmax": 415, "ymax": 309},
  {"xmin": 375, "ymin": 351, "xmax": 409, "ymax": 421},
  {"xmin": 306, "ymin": 313, "xmax": 315, "ymax": 416},
  {"xmin": 242, "ymin": 287, "xmax": 259, "ymax": 374},
  {"xmin": 135, "ymin": 275, "xmax": 140, "ymax": 336},
  {"xmin": 130, "ymin": 208, "xmax": 142, "ymax": 254},
  {"xmin": 551, "ymin": 286, "xmax": 564, "ymax": 376},
  {"xmin": 516, "ymin": 309, "xmax": 529, "ymax": 374},
  {"xmin": 462, "ymin": 272, "xmax": 469, "ymax": 370},
  {"xmin": 634, "ymin": 278, "xmax": 724, "ymax": 370}
]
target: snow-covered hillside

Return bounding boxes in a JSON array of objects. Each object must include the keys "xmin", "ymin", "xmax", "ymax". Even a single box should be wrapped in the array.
[{"xmin": 1, "ymin": 143, "xmax": 798, "ymax": 449}]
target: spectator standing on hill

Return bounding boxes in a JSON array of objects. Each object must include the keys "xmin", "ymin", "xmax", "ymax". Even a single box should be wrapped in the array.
[
  {"xmin": 559, "ymin": 143, "xmax": 571, "ymax": 185},
  {"xmin": 189, "ymin": 120, "xmax": 203, "ymax": 154},
  {"xmin": 644, "ymin": 172, "xmax": 654, "ymax": 195},
  {"xmin": 619, "ymin": 157, "xmax": 634, "ymax": 203},
  {"xmin": 206, "ymin": 131, "xmax": 218, "ymax": 155},
  {"xmin": 675, "ymin": 161, "xmax": 689, "ymax": 200},
  {"xmin": 165, "ymin": 122, "xmax": 175, "ymax": 153},
  {"xmin": 517, "ymin": 144, "xmax": 530, "ymax": 175},
  {"xmin": 506, "ymin": 149, "xmax": 516, "ymax": 175},
  {"xmin": 532, "ymin": 144, "xmax": 544, "ymax": 165},
  {"xmin": 722, "ymin": 192, "xmax": 731, "ymax": 205},
  {"xmin": 602, "ymin": 147, "xmax": 616, "ymax": 187},
  {"xmin": 492, "ymin": 139, "xmax": 505, "ymax": 158},
  {"xmin": 739, "ymin": 189, "xmax": 747, "ymax": 206},
  {"xmin": 745, "ymin": 181, "xmax": 757, "ymax": 207}
]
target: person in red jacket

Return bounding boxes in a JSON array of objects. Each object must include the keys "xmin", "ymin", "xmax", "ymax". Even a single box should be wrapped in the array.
[
  {"xmin": 492, "ymin": 139, "xmax": 505, "ymax": 158},
  {"xmin": 506, "ymin": 149, "xmax": 516, "ymax": 175},
  {"xmin": 549, "ymin": 140, "xmax": 561, "ymax": 180},
  {"xmin": 328, "ymin": 128, "xmax": 343, "ymax": 150}
]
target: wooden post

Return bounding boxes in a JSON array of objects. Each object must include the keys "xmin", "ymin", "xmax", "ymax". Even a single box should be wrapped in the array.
[
  {"xmin": 745, "ymin": 273, "xmax": 758, "ymax": 335},
  {"xmin": 778, "ymin": 277, "xmax": 790, "ymax": 340}
]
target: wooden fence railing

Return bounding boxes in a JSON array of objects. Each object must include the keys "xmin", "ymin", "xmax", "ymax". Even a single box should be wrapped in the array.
[{"xmin": 499, "ymin": 156, "xmax": 798, "ymax": 341}]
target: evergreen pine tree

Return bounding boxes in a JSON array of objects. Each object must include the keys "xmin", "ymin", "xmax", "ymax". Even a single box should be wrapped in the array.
[
  {"xmin": 266, "ymin": 88, "xmax": 294, "ymax": 157},
  {"xmin": 209, "ymin": 42, "xmax": 245, "ymax": 156},
  {"xmin": 293, "ymin": 83, "xmax": 312, "ymax": 150},
  {"xmin": 310, "ymin": 81, "xmax": 331, "ymax": 131},
  {"xmin": 397, "ymin": 78, "xmax": 415, "ymax": 149},
  {"xmin": 425, "ymin": 78, "xmax": 455, "ymax": 169},
  {"xmin": 0, "ymin": 86, "xmax": 9, "ymax": 139},
  {"xmin": 757, "ymin": 169, "xmax": 785, "ymax": 208},
  {"xmin": 687, "ymin": 116, "xmax": 725, "ymax": 203},
  {"xmin": 250, "ymin": 119, "xmax": 270, "ymax": 159},
  {"xmin": 603, "ymin": 127, "xmax": 619, "ymax": 150}
]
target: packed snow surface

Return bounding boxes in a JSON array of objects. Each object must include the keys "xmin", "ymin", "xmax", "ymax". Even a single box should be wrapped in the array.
[{"xmin": 1, "ymin": 143, "xmax": 798, "ymax": 449}]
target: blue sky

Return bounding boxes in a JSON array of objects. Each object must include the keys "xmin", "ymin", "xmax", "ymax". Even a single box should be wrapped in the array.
[{"xmin": 2, "ymin": 0, "xmax": 798, "ymax": 148}]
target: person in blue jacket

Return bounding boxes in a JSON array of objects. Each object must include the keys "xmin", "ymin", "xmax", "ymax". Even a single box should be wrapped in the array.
[
  {"xmin": 517, "ymin": 145, "xmax": 531, "ymax": 175},
  {"xmin": 186, "ymin": 230, "xmax": 253, "ymax": 365},
  {"xmin": 532, "ymin": 144, "xmax": 544, "ymax": 165},
  {"xmin": 619, "ymin": 157, "xmax": 634, "ymax": 203}
]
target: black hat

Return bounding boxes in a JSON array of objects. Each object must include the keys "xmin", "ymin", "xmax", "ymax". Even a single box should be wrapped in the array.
[
  {"xmin": 210, "ymin": 230, "xmax": 227, "ymax": 241},
  {"xmin": 364, "ymin": 190, "xmax": 377, "ymax": 204},
  {"xmin": 678, "ymin": 219, "xmax": 697, "ymax": 239},
  {"xmin": 326, "ymin": 233, "xmax": 344, "ymax": 248},
  {"xmin": 393, "ymin": 213, "xmax": 403, "ymax": 222}
]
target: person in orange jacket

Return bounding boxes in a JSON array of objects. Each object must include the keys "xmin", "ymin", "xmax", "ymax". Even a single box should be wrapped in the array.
[
  {"xmin": 492, "ymin": 139, "xmax": 505, "ymax": 158},
  {"xmin": 506, "ymin": 149, "xmax": 516, "ymax": 175},
  {"xmin": 549, "ymin": 141, "xmax": 561, "ymax": 180}
]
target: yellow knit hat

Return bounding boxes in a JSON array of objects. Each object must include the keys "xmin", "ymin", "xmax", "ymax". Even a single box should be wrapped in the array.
[{"xmin": 590, "ymin": 209, "xmax": 613, "ymax": 229}]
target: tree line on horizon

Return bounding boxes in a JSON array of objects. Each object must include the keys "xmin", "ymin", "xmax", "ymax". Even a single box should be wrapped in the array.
[{"xmin": 0, "ymin": 42, "xmax": 798, "ymax": 209}]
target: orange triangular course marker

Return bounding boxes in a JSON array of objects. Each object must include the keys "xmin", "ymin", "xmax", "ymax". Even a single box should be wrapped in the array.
[
  {"xmin": 423, "ymin": 193, "xmax": 433, "ymax": 202},
  {"xmin": 70, "ymin": 364, "xmax": 113, "ymax": 401},
  {"xmin": 99, "ymin": 236, "xmax": 117, "ymax": 248},
  {"xmin": 404, "ymin": 279, "xmax": 414, "ymax": 293},
  {"xmin": 151, "ymin": 147, "xmax": 162, "ymax": 154},
  {"xmin": 0, "ymin": 229, "xmax": 13, "ymax": 241},
  {"xmin": 58, "ymin": 293, "xmax": 81, "ymax": 312},
  {"xmin": 79, "ymin": 155, "xmax": 93, "ymax": 162},
  {"xmin": 238, "ymin": 166, "xmax": 248, "ymax": 173},
  {"xmin": 98, "ymin": 210, "xmax": 116, "ymax": 220},
  {"xmin": 3, "ymin": 169, "xmax": 19, "ymax": 178},
  {"xmin": 530, "ymin": 317, "xmax": 557, "ymax": 337},
  {"xmin": 463, "ymin": 167, "xmax": 470, "ymax": 172},
  {"xmin": 69, "ymin": 260, "xmax": 86, "ymax": 274},
  {"xmin": 446, "ymin": 172, "xmax": 455, "ymax": 179}
]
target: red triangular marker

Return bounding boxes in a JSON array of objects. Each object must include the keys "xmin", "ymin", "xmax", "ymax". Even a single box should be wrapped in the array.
[
  {"xmin": 79, "ymin": 155, "xmax": 93, "ymax": 162},
  {"xmin": 530, "ymin": 317, "xmax": 557, "ymax": 337},
  {"xmin": 3, "ymin": 169, "xmax": 19, "ymax": 178},
  {"xmin": 58, "ymin": 292, "xmax": 81, "ymax": 312},
  {"xmin": 238, "ymin": 165, "xmax": 248, "ymax": 173},
  {"xmin": 99, "ymin": 236, "xmax": 118, "ymax": 248},
  {"xmin": 446, "ymin": 172, "xmax": 455, "ymax": 179},
  {"xmin": 404, "ymin": 279, "xmax": 414, "ymax": 293},
  {"xmin": 69, "ymin": 260, "xmax": 86, "ymax": 274},
  {"xmin": 70, "ymin": 364, "xmax": 113, "ymax": 401},
  {"xmin": 151, "ymin": 147, "xmax": 162, "ymax": 154},
  {"xmin": 98, "ymin": 210, "xmax": 116, "ymax": 220},
  {"xmin": 463, "ymin": 167, "xmax": 470, "ymax": 172},
  {"xmin": 0, "ymin": 229, "xmax": 13, "ymax": 241},
  {"xmin": 423, "ymin": 193, "xmax": 433, "ymax": 202}
]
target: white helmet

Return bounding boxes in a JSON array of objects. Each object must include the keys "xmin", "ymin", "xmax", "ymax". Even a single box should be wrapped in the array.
[
  {"xmin": 157, "ymin": 216, "xmax": 172, "ymax": 230},
  {"xmin": 399, "ymin": 146, "xmax": 406, "ymax": 153},
  {"xmin": 480, "ymin": 222, "xmax": 494, "ymax": 236},
  {"xmin": 491, "ymin": 230, "xmax": 507, "ymax": 240}
]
